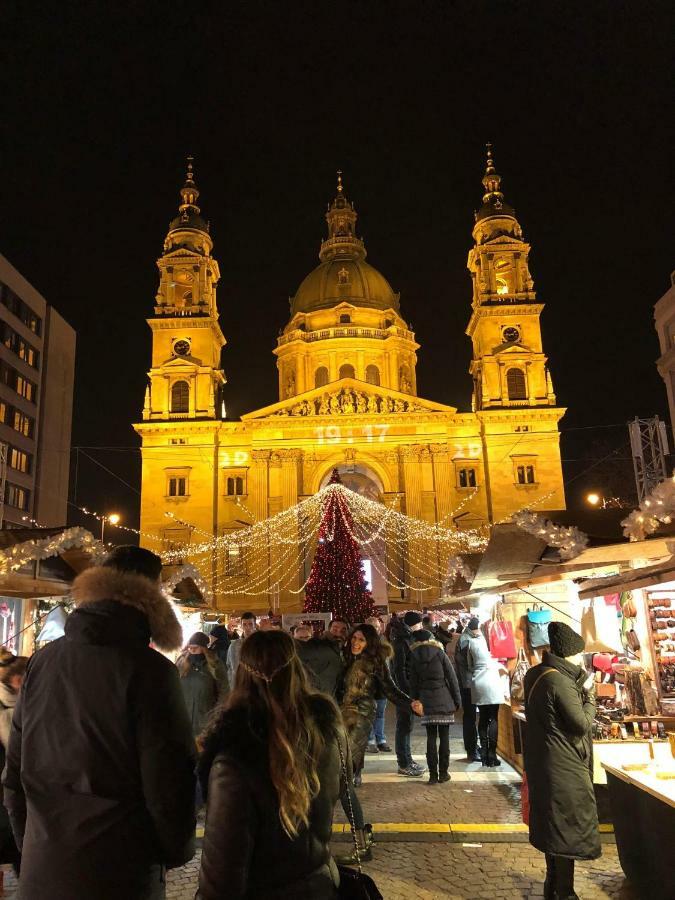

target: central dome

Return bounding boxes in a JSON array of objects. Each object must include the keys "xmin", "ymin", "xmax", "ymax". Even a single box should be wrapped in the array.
[
  {"xmin": 291, "ymin": 257, "xmax": 400, "ymax": 316},
  {"xmin": 290, "ymin": 174, "xmax": 400, "ymax": 317}
]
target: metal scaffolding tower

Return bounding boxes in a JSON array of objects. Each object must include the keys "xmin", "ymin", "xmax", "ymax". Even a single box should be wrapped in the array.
[{"xmin": 628, "ymin": 416, "xmax": 670, "ymax": 503}]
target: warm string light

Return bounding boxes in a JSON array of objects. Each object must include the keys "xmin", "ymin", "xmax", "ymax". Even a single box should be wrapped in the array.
[
  {"xmin": 0, "ymin": 527, "xmax": 107, "ymax": 574},
  {"xmin": 621, "ymin": 474, "xmax": 675, "ymax": 541},
  {"xmin": 512, "ymin": 510, "xmax": 588, "ymax": 560}
]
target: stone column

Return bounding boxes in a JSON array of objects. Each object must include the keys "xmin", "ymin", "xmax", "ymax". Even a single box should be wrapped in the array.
[
  {"xmin": 250, "ymin": 450, "xmax": 271, "ymax": 605},
  {"xmin": 400, "ymin": 445, "xmax": 426, "ymax": 606},
  {"xmin": 279, "ymin": 450, "xmax": 302, "ymax": 610}
]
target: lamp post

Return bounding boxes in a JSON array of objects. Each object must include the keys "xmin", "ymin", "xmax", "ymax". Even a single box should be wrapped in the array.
[{"xmin": 101, "ymin": 513, "xmax": 121, "ymax": 544}]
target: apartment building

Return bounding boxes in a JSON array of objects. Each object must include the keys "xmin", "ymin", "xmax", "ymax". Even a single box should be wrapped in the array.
[{"xmin": 0, "ymin": 254, "xmax": 75, "ymax": 527}]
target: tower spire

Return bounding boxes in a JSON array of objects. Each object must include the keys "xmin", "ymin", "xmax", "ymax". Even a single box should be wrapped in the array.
[
  {"xmin": 475, "ymin": 142, "xmax": 515, "ymax": 225},
  {"xmin": 319, "ymin": 170, "xmax": 366, "ymax": 262},
  {"xmin": 179, "ymin": 155, "xmax": 200, "ymax": 214}
]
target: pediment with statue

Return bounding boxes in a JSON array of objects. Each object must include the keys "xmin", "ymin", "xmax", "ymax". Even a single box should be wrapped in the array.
[{"xmin": 241, "ymin": 378, "xmax": 456, "ymax": 420}]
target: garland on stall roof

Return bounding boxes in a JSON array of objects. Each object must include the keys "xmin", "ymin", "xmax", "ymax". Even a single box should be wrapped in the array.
[
  {"xmin": 442, "ymin": 555, "xmax": 476, "ymax": 596},
  {"xmin": 0, "ymin": 527, "xmax": 107, "ymax": 574},
  {"xmin": 621, "ymin": 475, "xmax": 675, "ymax": 541},
  {"xmin": 162, "ymin": 564, "xmax": 213, "ymax": 604},
  {"xmin": 512, "ymin": 510, "xmax": 588, "ymax": 560}
]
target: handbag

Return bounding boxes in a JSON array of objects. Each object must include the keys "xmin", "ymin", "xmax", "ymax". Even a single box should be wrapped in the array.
[
  {"xmin": 487, "ymin": 603, "xmax": 517, "ymax": 659},
  {"xmin": 510, "ymin": 648, "xmax": 531, "ymax": 704},
  {"xmin": 527, "ymin": 605, "xmax": 552, "ymax": 649},
  {"xmin": 336, "ymin": 733, "xmax": 383, "ymax": 900}
]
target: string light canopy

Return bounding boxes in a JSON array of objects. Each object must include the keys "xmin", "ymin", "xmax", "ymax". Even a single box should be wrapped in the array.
[{"xmin": 160, "ymin": 480, "xmax": 489, "ymax": 596}]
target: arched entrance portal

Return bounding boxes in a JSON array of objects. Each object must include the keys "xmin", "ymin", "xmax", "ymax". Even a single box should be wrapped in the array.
[{"xmin": 318, "ymin": 464, "xmax": 388, "ymax": 607}]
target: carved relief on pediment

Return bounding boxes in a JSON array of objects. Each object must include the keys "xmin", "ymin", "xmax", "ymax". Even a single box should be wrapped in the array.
[{"xmin": 273, "ymin": 386, "xmax": 424, "ymax": 417}]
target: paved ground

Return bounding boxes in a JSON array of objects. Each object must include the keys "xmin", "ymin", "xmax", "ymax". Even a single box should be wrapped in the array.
[{"xmin": 0, "ymin": 713, "xmax": 640, "ymax": 898}]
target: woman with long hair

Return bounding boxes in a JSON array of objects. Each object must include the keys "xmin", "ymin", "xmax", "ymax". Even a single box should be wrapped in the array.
[{"xmin": 196, "ymin": 630, "xmax": 346, "ymax": 900}]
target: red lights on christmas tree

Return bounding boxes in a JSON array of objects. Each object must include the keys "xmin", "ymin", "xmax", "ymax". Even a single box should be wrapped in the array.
[{"xmin": 303, "ymin": 469, "xmax": 374, "ymax": 624}]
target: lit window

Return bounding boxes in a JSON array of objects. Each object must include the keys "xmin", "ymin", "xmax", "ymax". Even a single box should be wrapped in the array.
[
  {"xmin": 496, "ymin": 278, "xmax": 508, "ymax": 295},
  {"xmin": 9, "ymin": 448, "xmax": 31, "ymax": 474},
  {"xmin": 223, "ymin": 544, "xmax": 247, "ymax": 576},
  {"xmin": 6, "ymin": 484, "xmax": 29, "ymax": 510}
]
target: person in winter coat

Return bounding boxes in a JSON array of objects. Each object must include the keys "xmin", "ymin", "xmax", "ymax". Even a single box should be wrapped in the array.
[
  {"xmin": 388, "ymin": 611, "xmax": 427, "ymax": 776},
  {"xmin": 0, "ymin": 652, "xmax": 26, "ymax": 880},
  {"xmin": 296, "ymin": 632, "xmax": 344, "ymax": 696},
  {"xmin": 409, "ymin": 629, "xmax": 462, "ymax": 784},
  {"xmin": 365, "ymin": 616, "xmax": 391, "ymax": 752},
  {"xmin": 467, "ymin": 620, "xmax": 507, "ymax": 767},
  {"xmin": 2, "ymin": 545, "xmax": 196, "ymax": 900},
  {"xmin": 176, "ymin": 633, "xmax": 229, "ymax": 739},
  {"xmin": 208, "ymin": 624, "xmax": 230, "ymax": 666},
  {"xmin": 453, "ymin": 619, "xmax": 482, "ymax": 762},
  {"xmin": 226, "ymin": 612, "xmax": 257, "ymax": 682},
  {"xmin": 196, "ymin": 630, "xmax": 344, "ymax": 900},
  {"xmin": 524, "ymin": 622, "xmax": 600, "ymax": 900}
]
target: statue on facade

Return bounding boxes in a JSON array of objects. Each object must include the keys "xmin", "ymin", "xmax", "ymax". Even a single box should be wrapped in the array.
[
  {"xmin": 341, "ymin": 390, "xmax": 355, "ymax": 414},
  {"xmin": 367, "ymin": 395, "xmax": 379, "ymax": 414},
  {"xmin": 356, "ymin": 391, "xmax": 367, "ymax": 414},
  {"xmin": 329, "ymin": 394, "xmax": 341, "ymax": 415},
  {"xmin": 285, "ymin": 372, "xmax": 296, "ymax": 398},
  {"xmin": 319, "ymin": 395, "xmax": 330, "ymax": 415}
]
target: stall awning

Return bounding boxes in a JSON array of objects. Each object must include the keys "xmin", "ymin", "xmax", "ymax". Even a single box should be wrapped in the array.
[{"xmin": 577, "ymin": 557, "xmax": 675, "ymax": 599}]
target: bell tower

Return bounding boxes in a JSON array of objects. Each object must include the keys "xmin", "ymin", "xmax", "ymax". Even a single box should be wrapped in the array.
[
  {"xmin": 466, "ymin": 146, "xmax": 565, "ymax": 519},
  {"xmin": 467, "ymin": 146, "xmax": 556, "ymax": 411},
  {"xmin": 142, "ymin": 158, "xmax": 226, "ymax": 421}
]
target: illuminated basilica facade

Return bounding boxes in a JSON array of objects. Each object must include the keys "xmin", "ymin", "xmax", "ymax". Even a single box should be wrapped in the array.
[{"xmin": 135, "ymin": 152, "xmax": 565, "ymax": 612}]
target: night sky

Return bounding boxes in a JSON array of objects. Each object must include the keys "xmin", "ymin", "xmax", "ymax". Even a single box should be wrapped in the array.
[{"xmin": 1, "ymin": 2, "xmax": 672, "ymax": 534}]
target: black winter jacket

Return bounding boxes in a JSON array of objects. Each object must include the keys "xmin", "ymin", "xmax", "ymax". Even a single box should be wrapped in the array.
[
  {"xmin": 196, "ymin": 695, "xmax": 342, "ymax": 900},
  {"xmin": 2, "ymin": 567, "xmax": 197, "ymax": 900},
  {"xmin": 409, "ymin": 637, "xmax": 462, "ymax": 717},
  {"xmin": 296, "ymin": 637, "xmax": 344, "ymax": 696},
  {"xmin": 388, "ymin": 616, "xmax": 415, "ymax": 693},
  {"xmin": 523, "ymin": 651, "xmax": 601, "ymax": 861}
]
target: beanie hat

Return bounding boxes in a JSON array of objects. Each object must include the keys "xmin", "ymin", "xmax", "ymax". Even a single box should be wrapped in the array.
[
  {"xmin": 548, "ymin": 621, "xmax": 585, "ymax": 658},
  {"xmin": 414, "ymin": 629, "xmax": 434, "ymax": 643},
  {"xmin": 468, "ymin": 616, "xmax": 480, "ymax": 631},
  {"xmin": 101, "ymin": 545, "xmax": 162, "ymax": 582},
  {"xmin": 187, "ymin": 632, "xmax": 209, "ymax": 648},
  {"xmin": 403, "ymin": 611, "xmax": 423, "ymax": 627}
]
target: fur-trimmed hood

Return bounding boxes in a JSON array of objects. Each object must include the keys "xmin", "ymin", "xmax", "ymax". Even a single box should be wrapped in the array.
[
  {"xmin": 411, "ymin": 639, "xmax": 445, "ymax": 652},
  {"xmin": 71, "ymin": 566, "xmax": 183, "ymax": 652}
]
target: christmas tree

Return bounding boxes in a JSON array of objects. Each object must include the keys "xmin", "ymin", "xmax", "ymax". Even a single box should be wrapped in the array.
[{"xmin": 304, "ymin": 469, "xmax": 374, "ymax": 623}]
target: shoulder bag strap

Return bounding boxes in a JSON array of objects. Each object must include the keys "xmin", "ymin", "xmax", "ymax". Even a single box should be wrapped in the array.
[
  {"xmin": 336, "ymin": 730, "xmax": 362, "ymax": 874},
  {"xmin": 525, "ymin": 667, "xmax": 556, "ymax": 706}
]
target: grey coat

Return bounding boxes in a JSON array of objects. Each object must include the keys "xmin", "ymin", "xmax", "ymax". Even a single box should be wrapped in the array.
[
  {"xmin": 454, "ymin": 631, "xmax": 480, "ymax": 689},
  {"xmin": 467, "ymin": 634, "xmax": 505, "ymax": 706}
]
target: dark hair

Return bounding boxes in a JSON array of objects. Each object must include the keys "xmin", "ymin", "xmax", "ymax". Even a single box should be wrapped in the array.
[
  {"xmin": 205, "ymin": 630, "xmax": 329, "ymax": 838},
  {"xmin": 101, "ymin": 545, "xmax": 162, "ymax": 581},
  {"xmin": 0, "ymin": 652, "xmax": 28, "ymax": 686},
  {"xmin": 330, "ymin": 618, "xmax": 348, "ymax": 628},
  {"xmin": 346, "ymin": 623, "xmax": 381, "ymax": 661},
  {"xmin": 241, "ymin": 611, "xmax": 257, "ymax": 622}
]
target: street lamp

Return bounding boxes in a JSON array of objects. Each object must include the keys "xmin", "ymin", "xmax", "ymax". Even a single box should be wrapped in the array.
[
  {"xmin": 102, "ymin": 513, "xmax": 121, "ymax": 544},
  {"xmin": 586, "ymin": 492, "xmax": 601, "ymax": 507}
]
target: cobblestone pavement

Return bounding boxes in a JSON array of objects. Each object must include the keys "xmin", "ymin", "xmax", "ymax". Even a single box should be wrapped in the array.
[{"xmin": 0, "ymin": 716, "xmax": 638, "ymax": 898}]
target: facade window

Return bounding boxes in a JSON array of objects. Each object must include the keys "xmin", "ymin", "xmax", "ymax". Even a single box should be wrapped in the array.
[
  {"xmin": 171, "ymin": 380, "xmax": 190, "ymax": 413},
  {"xmin": 15, "ymin": 374, "xmax": 36, "ymax": 402},
  {"xmin": 8, "ymin": 447, "xmax": 31, "ymax": 474},
  {"xmin": 458, "ymin": 467, "xmax": 477, "ymax": 489},
  {"xmin": 315, "ymin": 366, "xmax": 329, "ymax": 388},
  {"xmin": 339, "ymin": 363, "xmax": 355, "ymax": 379},
  {"xmin": 167, "ymin": 476, "xmax": 187, "ymax": 497},
  {"xmin": 226, "ymin": 475, "xmax": 245, "ymax": 496},
  {"xmin": 223, "ymin": 544, "xmax": 247, "ymax": 577},
  {"xmin": 12, "ymin": 409, "xmax": 33, "ymax": 438},
  {"xmin": 0, "ymin": 282, "xmax": 42, "ymax": 335},
  {"xmin": 516, "ymin": 465, "xmax": 536, "ymax": 485},
  {"xmin": 1, "ymin": 323, "xmax": 40, "ymax": 368},
  {"xmin": 365, "ymin": 364, "xmax": 380, "ymax": 386},
  {"xmin": 5, "ymin": 483, "xmax": 29, "ymax": 510},
  {"xmin": 169, "ymin": 437, "xmax": 187, "ymax": 445},
  {"xmin": 506, "ymin": 368, "xmax": 527, "ymax": 400},
  {"xmin": 339, "ymin": 314, "xmax": 351, "ymax": 324}
]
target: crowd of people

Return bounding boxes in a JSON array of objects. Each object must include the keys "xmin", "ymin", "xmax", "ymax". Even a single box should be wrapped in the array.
[{"xmin": 0, "ymin": 544, "xmax": 599, "ymax": 900}]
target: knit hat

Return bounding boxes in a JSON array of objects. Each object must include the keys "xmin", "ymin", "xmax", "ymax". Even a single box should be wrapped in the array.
[
  {"xmin": 187, "ymin": 632, "xmax": 209, "ymax": 648},
  {"xmin": 468, "ymin": 616, "xmax": 480, "ymax": 631},
  {"xmin": 403, "ymin": 611, "xmax": 423, "ymax": 627},
  {"xmin": 100, "ymin": 545, "xmax": 162, "ymax": 582},
  {"xmin": 414, "ymin": 629, "xmax": 434, "ymax": 643},
  {"xmin": 548, "ymin": 622, "xmax": 585, "ymax": 658}
]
